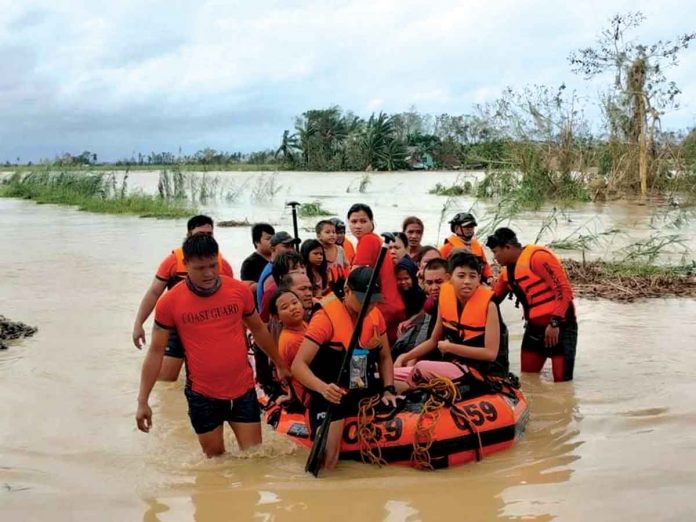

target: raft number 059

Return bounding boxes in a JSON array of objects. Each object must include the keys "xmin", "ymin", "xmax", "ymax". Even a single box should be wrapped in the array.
[{"xmin": 342, "ymin": 400, "xmax": 498, "ymax": 443}]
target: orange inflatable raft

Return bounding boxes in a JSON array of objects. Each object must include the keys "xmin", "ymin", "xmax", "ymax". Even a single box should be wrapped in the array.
[{"xmin": 264, "ymin": 373, "xmax": 529, "ymax": 469}]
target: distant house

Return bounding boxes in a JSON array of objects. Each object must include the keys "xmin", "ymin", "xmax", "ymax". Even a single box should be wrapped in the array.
[{"xmin": 406, "ymin": 147, "xmax": 436, "ymax": 170}]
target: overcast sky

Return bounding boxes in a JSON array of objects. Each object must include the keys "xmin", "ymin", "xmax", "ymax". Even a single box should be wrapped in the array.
[{"xmin": 1, "ymin": 0, "xmax": 695, "ymax": 162}]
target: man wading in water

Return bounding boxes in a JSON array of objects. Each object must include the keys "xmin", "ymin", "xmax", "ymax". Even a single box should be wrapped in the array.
[
  {"xmin": 486, "ymin": 227, "xmax": 578, "ymax": 382},
  {"xmin": 131, "ymin": 215, "xmax": 235, "ymax": 381},
  {"xmin": 136, "ymin": 234, "xmax": 290, "ymax": 456}
]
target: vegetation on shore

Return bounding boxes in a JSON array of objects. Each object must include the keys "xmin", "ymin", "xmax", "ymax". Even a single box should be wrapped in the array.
[
  {"xmin": 0, "ymin": 171, "xmax": 195, "ymax": 218},
  {"xmin": 564, "ymin": 259, "xmax": 696, "ymax": 301}
]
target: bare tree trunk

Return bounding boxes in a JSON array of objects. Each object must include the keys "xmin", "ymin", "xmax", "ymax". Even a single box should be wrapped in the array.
[{"xmin": 639, "ymin": 122, "xmax": 648, "ymax": 200}]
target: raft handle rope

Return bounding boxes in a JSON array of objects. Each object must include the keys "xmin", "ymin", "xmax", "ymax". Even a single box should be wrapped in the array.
[{"xmin": 357, "ymin": 393, "xmax": 388, "ymax": 467}]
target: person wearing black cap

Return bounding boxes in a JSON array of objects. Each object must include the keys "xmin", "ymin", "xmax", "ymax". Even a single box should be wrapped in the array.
[
  {"xmin": 486, "ymin": 227, "xmax": 577, "ymax": 382},
  {"xmin": 256, "ymin": 231, "xmax": 301, "ymax": 309},
  {"xmin": 291, "ymin": 267, "xmax": 398, "ymax": 471},
  {"xmin": 439, "ymin": 212, "xmax": 493, "ymax": 283}
]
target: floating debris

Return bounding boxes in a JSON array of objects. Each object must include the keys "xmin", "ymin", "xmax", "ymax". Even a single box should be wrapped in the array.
[
  {"xmin": 217, "ymin": 218, "xmax": 251, "ymax": 227},
  {"xmin": 0, "ymin": 315, "xmax": 38, "ymax": 350}
]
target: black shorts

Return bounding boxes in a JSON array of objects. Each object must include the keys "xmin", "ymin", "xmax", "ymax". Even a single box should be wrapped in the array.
[
  {"xmin": 184, "ymin": 387, "xmax": 261, "ymax": 434},
  {"xmin": 164, "ymin": 329, "xmax": 184, "ymax": 359},
  {"xmin": 307, "ymin": 389, "xmax": 375, "ymax": 440},
  {"xmin": 522, "ymin": 321, "xmax": 578, "ymax": 373}
]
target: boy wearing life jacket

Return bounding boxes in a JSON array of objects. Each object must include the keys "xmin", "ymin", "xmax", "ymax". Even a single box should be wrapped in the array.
[
  {"xmin": 291, "ymin": 267, "xmax": 398, "ymax": 471},
  {"xmin": 486, "ymin": 227, "xmax": 577, "ymax": 382},
  {"xmin": 131, "ymin": 215, "xmax": 234, "ymax": 381},
  {"xmin": 135, "ymin": 234, "xmax": 290, "ymax": 457},
  {"xmin": 439, "ymin": 213, "xmax": 493, "ymax": 283},
  {"xmin": 393, "ymin": 252, "xmax": 508, "ymax": 390}
]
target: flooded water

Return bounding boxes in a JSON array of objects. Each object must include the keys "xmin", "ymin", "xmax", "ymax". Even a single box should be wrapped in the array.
[{"xmin": 2, "ymin": 171, "xmax": 696, "ymax": 521}]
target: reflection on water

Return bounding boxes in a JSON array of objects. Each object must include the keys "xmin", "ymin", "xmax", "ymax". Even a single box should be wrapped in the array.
[{"xmin": 1, "ymin": 172, "xmax": 696, "ymax": 521}]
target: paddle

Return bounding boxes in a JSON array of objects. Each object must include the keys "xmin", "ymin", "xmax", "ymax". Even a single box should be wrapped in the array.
[
  {"xmin": 286, "ymin": 201, "xmax": 301, "ymax": 250},
  {"xmin": 305, "ymin": 235, "xmax": 392, "ymax": 477}
]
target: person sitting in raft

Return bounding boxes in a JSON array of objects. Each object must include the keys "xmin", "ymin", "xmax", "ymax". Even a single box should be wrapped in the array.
[
  {"xmin": 393, "ymin": 252, "xmax": 509, "ymax": 391},
  {"xmin": 269, "ymin": 288, "xmax": 308, "ymax": 407},
  {"xmin": 416, "ymin": 245, "xmax": 442, "ymax": 286},
  {"xmin": 316, "ymin": 219, "xmax": 349, "ymax": 271},
  {"xmin": 291, "ymin": 267, "xmax": 398, "ymax": 471},
  {"xmin": 330, "ymin": 217, "xmax": 355, "ymax": 266},
  {"xmin": 136, "ymin": 234, "xmax": 290, "ymax": 457},
  {"xmin": 387, "ymin": 232, "xmax": 410, "ymax": 263},
  {"xmin": 439, "ymin": 213, "xmax": 493, "ymax": 284},
  {"xmin": 402, "ymin": 216, "xmax": 425, "ymax": 263},
  {"xmin": 131, "ymin": 214, "xmax": 235, "ymax": 382},
  {"xmin": 348, "ymin": 203, "xmax": 405, "ymax": 343},
  {"xmin": 391, "ymin": 257, "xmax": 448, "ymax": 361},
  {"xmin": 394, "ymin": 257, "xmax": 426, "ymax": 321},
  {"xmin": 279, "ymin": 272, "xmax": 316, "ymax": 322},
  {"xmin": 486, "ymin": 227, "xmax": 578, "ymax": 382},
  {"xmin": 256, "ymin": 231, "xmax": 301, "ymax": 310},
  {"xmin": 300, "ymin": 239, "xmax": 328, "ymax": 297}
]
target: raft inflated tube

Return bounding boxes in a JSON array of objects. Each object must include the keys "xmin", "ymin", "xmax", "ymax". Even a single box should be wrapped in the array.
[{"xmin": 264, "ymin": 377, "xmax": 529, "ymax": 470}]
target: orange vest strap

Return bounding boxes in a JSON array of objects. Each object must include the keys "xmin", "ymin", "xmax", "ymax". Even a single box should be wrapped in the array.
[{"xmin": 173, "ymin": 247, "xmax": 224, "ymax": 276}]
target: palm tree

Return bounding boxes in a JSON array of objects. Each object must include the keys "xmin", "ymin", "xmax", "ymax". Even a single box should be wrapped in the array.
[{"xmin": 275, "ymin": 130, "xmax": 299, "ymax": 164}]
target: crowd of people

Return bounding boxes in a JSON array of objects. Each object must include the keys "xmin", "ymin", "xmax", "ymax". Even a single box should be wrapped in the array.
[{"xmin": 133, "ymin": 205, "xmax": 578, "ymax": 469}]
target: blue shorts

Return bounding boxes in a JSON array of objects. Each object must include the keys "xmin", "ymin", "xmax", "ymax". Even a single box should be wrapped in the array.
[
  {"xmin": 164, "ymin": 330, "xmax": 184, "ymax": 359},
  {"xmin": 184, "ymin": 387, "xmax": 261, "ymax": 434}
]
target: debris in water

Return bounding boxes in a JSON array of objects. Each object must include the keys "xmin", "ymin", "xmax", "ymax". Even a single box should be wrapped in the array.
[
  {"xmin": 217, "ymin": 218, "xmax": 251, "ymax": 227},
  {"xmin": 0, "ymin": 315, "xmax": 38, "ymax": 350}
]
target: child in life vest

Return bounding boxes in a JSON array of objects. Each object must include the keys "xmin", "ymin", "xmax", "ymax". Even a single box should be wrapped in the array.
[{"xmin": 393, "ymin": 251, "xmax": 508, "ymax": 391}]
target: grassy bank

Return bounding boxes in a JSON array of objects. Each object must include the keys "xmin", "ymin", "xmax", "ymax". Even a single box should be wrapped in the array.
[
  {"xmin": 5, "ymin": 163, "xmax": 282, "ymax": 173},
  {"xmin": 563, "ymin": 259, "xmax": 696, "ymax": 301},
  {"xmin": 0, "ymin": 172, "xmax": 195, "ymax": 218}
]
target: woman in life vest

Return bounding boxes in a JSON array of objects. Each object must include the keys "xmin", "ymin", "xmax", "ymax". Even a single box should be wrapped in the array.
[
  {"xmin": 439, "ymin": 213, "xmax": 493, "ymax": 283},
  {"xmin": 291, "ymin": 267, "xmax": 398, "ymax": 471},
  {"xmin": 393, "ymin": 251, "xmax": 508, "ymax": 391},
  {"xmin": 347, "ymin": 203, "xmax": 406, "ymax": 343},
  {"xmin": 486, "ymin": 227, "xmax": 577, "ymax": 382}
]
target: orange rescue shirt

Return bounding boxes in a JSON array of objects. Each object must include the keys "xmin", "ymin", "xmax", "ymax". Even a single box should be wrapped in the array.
[{"xmin": 155, "ymin": 275, "xmax": 255, "ymax": 400}]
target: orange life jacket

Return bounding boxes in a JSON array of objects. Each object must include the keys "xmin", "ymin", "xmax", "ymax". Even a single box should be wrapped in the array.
[
  {"xmin": 440, "ymin": 236, "xmax": 492, "ymax": 279},
  {"xmin": 503, "ymin": 245, "xmax": 559, "ymax": 321},
  {"xmin": 439, "ymin": 283, "xmax": 491, "ymax": 344},
  {"xmin": 319, "ymin": 293, "xmax": 382, "ymax": 351},
  {"xmin": 342, "ymin": 239, "xmax": 356, "ymax": 266},
  {"xmin": 438, "ymin": 283, "xmax": 509, "ymax": 373},
  {"xmin": 325, "ymin": 264, "xmax": 348, "ymax": 296},
  {"xmin": 171, "ymin": 247, "xmax": 224, "ymax": 288}
]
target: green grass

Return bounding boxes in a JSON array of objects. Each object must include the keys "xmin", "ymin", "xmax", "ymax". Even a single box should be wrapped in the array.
[
  {"xmin": 0, "ymin": 171, "xmax": 194, "ymax": 218},
  {"xmin": 429, "ymin": 182, "xmax": 472, "ymax": 196},
  {"xmin": 299, "ymin": 200, "xmax": 332, "ymax": 217}
]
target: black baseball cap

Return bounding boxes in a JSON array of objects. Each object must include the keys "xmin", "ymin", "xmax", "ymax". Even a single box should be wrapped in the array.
[
  {"xmin": 270, "ymin": 231, "xmax": 301, "ymax": 247},
  {"xmin": 347, "ymin": 266, "xmax": 383, "ymax": 304}
]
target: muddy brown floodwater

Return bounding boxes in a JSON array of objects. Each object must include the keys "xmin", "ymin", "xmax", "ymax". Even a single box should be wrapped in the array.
[{"xmin": 1, "ymin": 171, "xmax": 696, "ymax": 521}]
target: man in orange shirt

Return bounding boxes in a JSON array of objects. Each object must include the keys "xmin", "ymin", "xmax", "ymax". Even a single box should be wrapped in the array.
[
  {"xmin": 131, "ymin": 215, "xmax": 234, "ymax": 381},
  {"xmin": 487, "ymin": 227, "xmax": 578, "ymax": 382},
  {"xmin": 135, "ymin": 234, "xmax": 290, "ymax": 457}
]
